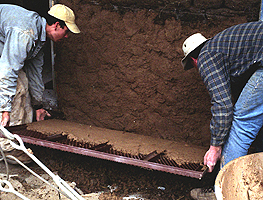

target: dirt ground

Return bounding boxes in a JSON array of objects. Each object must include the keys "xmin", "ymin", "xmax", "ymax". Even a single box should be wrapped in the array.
[
  {"xmin": 1, "ymin": 132, "xmax": 262, "ymax": 200},
  {"xmin": 0, "ymin": 140, "xmax": 217, "ymax": 200},
  {"xmin": 0, "ymin": 119, "xmax": 215, "ymax": 200}
]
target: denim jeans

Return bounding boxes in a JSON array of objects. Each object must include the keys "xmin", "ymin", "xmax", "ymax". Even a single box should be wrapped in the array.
[{"xmin": 221, "ymin": 67, "xmax": 263, "ymax": 168}]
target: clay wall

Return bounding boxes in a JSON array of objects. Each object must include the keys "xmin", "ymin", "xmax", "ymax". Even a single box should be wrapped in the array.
[{"xmin": 54, "ymin": 0, "xmax": 261, "ymax": 147}]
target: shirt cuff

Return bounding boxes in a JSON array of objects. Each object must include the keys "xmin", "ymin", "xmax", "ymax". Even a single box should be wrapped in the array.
[{"xmin": 32, "ymin": 104, "xmax": 43, "ymax": 110}]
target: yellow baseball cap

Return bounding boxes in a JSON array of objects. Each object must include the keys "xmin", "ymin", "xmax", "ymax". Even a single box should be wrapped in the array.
[{"xmin": 48, "ymin": 4, "xmax": 80, "ymax": 34}]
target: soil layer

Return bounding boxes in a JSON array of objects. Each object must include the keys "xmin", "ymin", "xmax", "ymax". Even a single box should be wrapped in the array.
[{"xmin": 27, "ymin": 119, "xmax": 207, "ymax": 164}]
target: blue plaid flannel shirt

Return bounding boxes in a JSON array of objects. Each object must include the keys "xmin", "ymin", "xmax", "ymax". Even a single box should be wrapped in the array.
[{"xmin": 198, "ymin": 21, "xmax": 263, "ymax": 146}]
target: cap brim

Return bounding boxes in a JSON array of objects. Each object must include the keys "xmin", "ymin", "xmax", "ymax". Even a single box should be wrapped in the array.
[
  {"xmin": 181, "ymin": 55, "xmax": 194, "ymax": 70},
  {"xmin": 65, "ymin": 22, "xmax": 80, "ymax": 34}
]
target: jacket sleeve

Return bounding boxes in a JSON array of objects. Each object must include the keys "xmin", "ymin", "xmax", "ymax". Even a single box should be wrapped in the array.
[
  {"xmin": 0, "ymin": 28, "xmax": 34, "ymax": 112},
  {"xmin": 23, "ymin": 49, "xmax": 45, "ymax": 109}
]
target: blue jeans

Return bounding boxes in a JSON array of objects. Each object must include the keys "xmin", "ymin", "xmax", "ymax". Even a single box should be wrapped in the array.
[{"xmin": 221, "ymin": 68, "xmax": 263, "ymax": 168}]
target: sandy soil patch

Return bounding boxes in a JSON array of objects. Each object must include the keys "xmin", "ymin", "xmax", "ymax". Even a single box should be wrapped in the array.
[{"xmin": 27, "ymin": 119, "xmax": 207, "ymax": 164}]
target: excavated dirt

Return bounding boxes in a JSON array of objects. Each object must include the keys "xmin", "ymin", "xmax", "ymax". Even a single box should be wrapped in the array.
[
  {"xmin": 26, "ymin": 119, "xmax": 207, "ymax": 164},
  {"xmin": 0, "ymin": 141, "xmax": 217, "ymax": 200}
]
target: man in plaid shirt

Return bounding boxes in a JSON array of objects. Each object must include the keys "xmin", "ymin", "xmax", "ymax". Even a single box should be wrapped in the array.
[{"xmin": 182, "ymin": 21, "xmax": 263, "ymax": 199}]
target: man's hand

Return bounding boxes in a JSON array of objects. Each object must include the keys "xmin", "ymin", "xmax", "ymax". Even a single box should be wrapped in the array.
[
  {"xmin": 36, "ymin": 108, "xmax": 51, "ymax": 121},
  {"xmin": 1, "ymin": 111, "xmax": 10, "ymax": 127},
  {"xmin": 204, "ymin": 145, "xmax": 222, "ymax": 172}
]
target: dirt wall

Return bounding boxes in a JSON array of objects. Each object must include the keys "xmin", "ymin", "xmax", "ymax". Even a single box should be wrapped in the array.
[{"xmin": 54, "ymin": 0, "xmax": 260, "ymax": 147}]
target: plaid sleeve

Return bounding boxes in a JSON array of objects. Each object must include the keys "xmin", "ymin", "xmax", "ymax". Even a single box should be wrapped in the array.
[{"xmin": 198, "ymin": 51, "xmax": 233, "ymax": 146}]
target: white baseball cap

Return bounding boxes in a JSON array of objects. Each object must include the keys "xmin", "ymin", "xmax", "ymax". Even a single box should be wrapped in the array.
[
  {"xmin": 48, "ymin": 4, "xmax": 80, "ymax": 34},
  {"xmin": 181, "ymin": 33, "xmax": 208, "ymax": 70}
]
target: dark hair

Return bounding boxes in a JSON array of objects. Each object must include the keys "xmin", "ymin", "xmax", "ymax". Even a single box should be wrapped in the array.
[{"xmin": 44, "ymin": 14, "xmax": 66, "ymax": 29}]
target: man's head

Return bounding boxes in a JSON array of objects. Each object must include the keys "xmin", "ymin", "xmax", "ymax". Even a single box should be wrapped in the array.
[
  {"xmin": 181, "ymin": 33, "xmax": 207, "ymax": 70},
  {"xmin": 46, "ymin": 4, "xmax": 80, "ymax": 42}
]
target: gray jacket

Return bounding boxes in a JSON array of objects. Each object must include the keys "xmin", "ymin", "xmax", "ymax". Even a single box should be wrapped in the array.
[{"xmin": 0, "ymin": 4, "xmax": 47, "ymax": 112}]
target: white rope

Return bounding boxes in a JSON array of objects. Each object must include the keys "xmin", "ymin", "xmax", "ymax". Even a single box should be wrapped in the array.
[
  {"xmin": 6, "ymin": 155, "xmax": 67, "ymax": 195},
  {"xmin": 0, "ymin": 125, "xmax": 85, "ymax": 200},
  {"xmin": 10, "ymin": 134, "xmax": 85, "ymax": 200},
  {"xmin": 0, "ymin": 125, "xmax": 15, "ymax": 140},
  {"xmin": 0, "ymin": 179, "xmax": 30, "ymax": 200}
]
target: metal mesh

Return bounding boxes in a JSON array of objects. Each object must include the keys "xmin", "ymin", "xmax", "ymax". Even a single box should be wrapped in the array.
[{"xmin": 6, "ymin": 125, "xmax": 207, "ymax": 179}]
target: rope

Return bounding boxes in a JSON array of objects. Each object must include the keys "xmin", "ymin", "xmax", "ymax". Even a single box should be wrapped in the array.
[{"xmin": 0, "ymin": 125, "xmax": 85, "ymax": 200}]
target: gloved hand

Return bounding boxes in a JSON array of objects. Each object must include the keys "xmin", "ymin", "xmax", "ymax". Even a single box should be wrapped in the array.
[
  {"xmin": 204, "ymin": 145, "xmax": 222, "ymax": 172},
  {"xmin": 36, "ymin": 108, "xmax": 51, "ymax": 121},
  {"xmin": 1, "ymin": 111, "xmax": 10, "ymax": 127}
]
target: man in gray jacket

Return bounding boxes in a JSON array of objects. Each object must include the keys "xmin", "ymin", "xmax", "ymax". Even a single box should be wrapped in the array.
[{"xmin": 0, "ymin": 4, "xmax": 80, "ymax": 163}]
